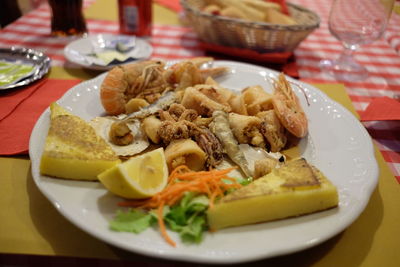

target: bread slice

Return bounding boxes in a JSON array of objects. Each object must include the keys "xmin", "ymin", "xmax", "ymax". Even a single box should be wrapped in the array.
[
  {"xmin": 207, "ymin": 158, "xmax": 338, "ymax": 229},
  {"xmin": 40, "ymin": 103, "xmax": 120, "ymax": 181},
  {"xmin": 265, "ymin": 8, "xmax": 297, "ymax": 25}
]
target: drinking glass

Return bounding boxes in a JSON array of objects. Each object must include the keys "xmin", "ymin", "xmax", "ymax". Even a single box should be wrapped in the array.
[
  {"xmin": 48, "ymin": 0, "xmax": 87, "ymax": 36},
  {"xmin": 320, "ymin": 0, "xmax": 394, "ymax": 81}
]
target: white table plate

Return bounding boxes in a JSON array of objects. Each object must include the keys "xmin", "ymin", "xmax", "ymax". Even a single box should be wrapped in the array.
[
  {"xmin": 64, "ymin": 34, "xmax": 152, "ymax": 71},
  {"xmin": 29, "ymin": 60, "xmax": 378, "ymax": 264}
]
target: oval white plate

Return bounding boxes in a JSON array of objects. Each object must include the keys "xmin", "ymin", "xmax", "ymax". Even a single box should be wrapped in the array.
[
  {"xmin": 64, "ymin": 34, "xmax": 152, "ymax": 71},
  {"xmin": 29, "ymin": 60, "xmax": 378, "ymax": 264}
]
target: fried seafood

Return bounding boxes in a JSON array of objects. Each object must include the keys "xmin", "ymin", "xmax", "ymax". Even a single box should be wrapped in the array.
[
  {"xmin": 100, "ymin": 57, "xmax": 227, "ymax": 115},
  {"xmin": 158, "ymin": 120, "xmax": 194, "ymax": 143},
  {"xmin": 141, "ymin": 115, "xmax": 162, "ymax": 144},
  {"xmin": 164, "ymin": 139, "xmax": 206, "ymax": 171},
  {"xmin": 192, "ymin": 127, "xmax": 224, "ymax": 167},
  {"xmin": 164, "ymin": 103, "xmax": 198, "ymax": 122},
  {"xmin": 100, "ymin": 60, "xmax": 168, "ymax": 115},
  {"xmin": 96, "ymin": 57, "xmax": 308, "ymax": 181},
  {"xmin": 181, "ymin": 86, "xmax": 231, "ymax": 116},
  {"xmin": 242, "ymin": 85, "xmax": 273, "ymax": 115},
  {"xmin": 155, "ymin": 104, "xmax": 223, "ymax": 168},
  {"xmin": 157, "ymin": 104, "xmax": 199, "ymax": 144},
  {"xmin": 89, "ymin": 117, "xmax": 149, "ymax": 157},
  {"xmin": 228, "ymin": 113, "xmax": 264, "ymax": 147},
  {"xmin": 257, "ymin": 110, "xmax": 287, "ymax": 152},
  {"xmin": 125, "ymin": 98, "xmax": 149, "ymax": 114},
  {"xmin": 210, "ymin": 111, "xmax": 252, "ymax": 177},
  {"xmin": 164, "ymin": 57, "xmax": 228, "ymax": 90},
  {"xmin": 197, "ymin": 84, "xmax": 233, "ymax": 106},
  {"xmin": 109, "ymin": 121, "xmax": 134, "ymax": 146},
  {"xmin": 121, "ymin": 91, "xmax": 178, "ymax": 122},
  {"xmin": 228, "ymin": 95, "xmax": 247, "ymax": 115},
  {"xmin": 272, "ymin": 74, "xmax": 308, "ymax": 138}
]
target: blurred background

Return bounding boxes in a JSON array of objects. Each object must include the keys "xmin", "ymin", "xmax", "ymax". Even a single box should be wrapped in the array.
[{"xmin": 1, "ymin": 0, "xmax": 45, "ymax": 28}]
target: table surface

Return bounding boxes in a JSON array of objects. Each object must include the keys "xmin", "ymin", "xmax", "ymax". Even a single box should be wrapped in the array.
[{"xmin": 1, "ymin": 0, "xmax": 399, "ymax": 266}]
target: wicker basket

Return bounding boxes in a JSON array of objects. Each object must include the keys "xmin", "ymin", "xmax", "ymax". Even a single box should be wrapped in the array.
[{"xmin": 181, "ymin": 0, "xmax": 320, "ymax": 53}]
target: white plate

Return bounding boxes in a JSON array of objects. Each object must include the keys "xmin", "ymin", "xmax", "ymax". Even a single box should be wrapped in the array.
[
  {"xmin": 29, "ymin": 61, "xmax": 378, "ymax": 264},
  {"xmin": 64, "ymin": 34, "xmax": 152, "ymax": 71}
]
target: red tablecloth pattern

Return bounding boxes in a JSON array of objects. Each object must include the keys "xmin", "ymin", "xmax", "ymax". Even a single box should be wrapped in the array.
[{"xmin": 0, "ymin": 0, "xmax": 398, "ymax": 182}]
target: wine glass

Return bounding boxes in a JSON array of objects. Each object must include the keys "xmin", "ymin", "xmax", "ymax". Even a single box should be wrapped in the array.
[{"xmin": 320, "ymin": 0, "xmax": 394, "ymax": 81}]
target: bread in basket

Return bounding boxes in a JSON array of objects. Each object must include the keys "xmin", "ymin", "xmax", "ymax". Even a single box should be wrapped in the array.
[{"xmin": 180, "ymin": 0, "xmax": 320, "ymax": 53}]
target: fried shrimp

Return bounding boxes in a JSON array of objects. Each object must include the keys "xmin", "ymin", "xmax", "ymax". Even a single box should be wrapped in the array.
[
  {"xmin": 272, "ymin": 73, "xmax": 308, "ymax": 138},
  {"xmin": 100, "ymin": 60, "xmax": 167, "ymax": 115}
]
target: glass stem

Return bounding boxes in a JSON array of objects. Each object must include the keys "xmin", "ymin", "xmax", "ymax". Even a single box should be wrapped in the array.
[{"xmin": 338, "ymin": 46, "xmax": 355, "ymax": 62}]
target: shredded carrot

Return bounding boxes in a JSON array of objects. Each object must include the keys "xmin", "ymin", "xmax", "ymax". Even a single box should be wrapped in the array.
[
  {"xmin": 118, "ymin": 165, "xmax": 242, "ymax": 246},
  {"xmin": 157, "ymin": 201, "xmax": 176, "ymax": 247}
]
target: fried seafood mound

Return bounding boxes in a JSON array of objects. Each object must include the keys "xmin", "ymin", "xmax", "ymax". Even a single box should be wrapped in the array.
[{"xmin": 155, "ymin": 104, "xmax": 224, "ymax": 168}]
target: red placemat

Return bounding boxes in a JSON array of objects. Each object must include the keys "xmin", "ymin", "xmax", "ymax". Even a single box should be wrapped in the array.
[
  {"xmin": 0, "ymin": 79, "xmax": 81, "ymax": 155},
  {"xmin": 154, "ymin": 0, "xmax": 182, "ymax": 12},
  {"xmin": 360, "ymin": 96, "xmax": 400, "ymax": 121},
  {"xmin": 200, "ymin": 42, "xmax": 299, "ymax": 78}
]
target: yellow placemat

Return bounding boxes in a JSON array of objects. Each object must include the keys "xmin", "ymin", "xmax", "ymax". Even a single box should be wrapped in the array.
[
  {"xmin": 395, "ymin": 3, "xmax": 400, "ymax": 15},
  {"xmin": 1, "ymin": 83, "xmax": 399, "ymax": 266},
  {"xmin": 48, "ymin": 66, "xmax": 102, "ymax": 80},
  {"xmin": 84, "ymin": 0, "xmax": 180, "ymax": 25}
]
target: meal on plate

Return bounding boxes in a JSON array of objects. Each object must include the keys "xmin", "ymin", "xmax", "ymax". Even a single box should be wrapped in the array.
[
  {"xmin": 39, "ymin": 57, "xmax": 338, "ymax": 247},
  {"xmin": 201, "ymin": 0, "xmax": 297, "ymax": 25}
]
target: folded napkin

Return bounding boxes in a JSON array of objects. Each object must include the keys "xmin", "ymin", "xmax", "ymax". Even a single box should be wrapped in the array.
[
  {"xmin": 0, "ymin": 79, "xmax": 81, "ymax": 155},
  {"xmin": 0, "ymin": 79, "xmax": 47, "ymax": 121},
  {"xmin": 360, "ymin": 96, "xmax": 400, "ymax": 121}
]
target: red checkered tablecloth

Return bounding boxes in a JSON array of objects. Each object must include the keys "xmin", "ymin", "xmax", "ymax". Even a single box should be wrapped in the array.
[
  {"xmin": 0, "ymin": 0, "xmax": 398, "ymax": 182},
  {"xmin": 292, "ymin": 0, "xmax": 400, "ymax": 183}
]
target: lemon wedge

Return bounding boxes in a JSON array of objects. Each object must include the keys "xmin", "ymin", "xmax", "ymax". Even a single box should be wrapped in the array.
[{"xmin": 98, "ymin": 148, "xmax": 168, "ymax": 199}]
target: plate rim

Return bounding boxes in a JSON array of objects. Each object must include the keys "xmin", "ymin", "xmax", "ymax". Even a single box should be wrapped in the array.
[{"xmin": 29, "ymin": 60, "xmax": 379, "ymax": 264}]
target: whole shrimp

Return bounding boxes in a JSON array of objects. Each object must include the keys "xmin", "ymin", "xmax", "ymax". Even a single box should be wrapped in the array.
[
  {"xmin": 100, "ymin": 60, "xmax": 168, "ymax": 115},
  {"xmin": 272, "ymin": 73, "xmax": 308, "ymax": 138}
]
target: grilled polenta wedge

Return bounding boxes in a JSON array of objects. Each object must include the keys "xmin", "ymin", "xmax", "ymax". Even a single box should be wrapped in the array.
[
  {"xmin": 40, "ymin": 103, "xmax": 120, "ymax": 181},
  {"xmin": 208, "ymin": 158, "xmax": 338, "ymax": 229}
]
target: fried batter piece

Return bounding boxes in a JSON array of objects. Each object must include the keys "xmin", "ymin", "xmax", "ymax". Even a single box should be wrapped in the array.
[
  {"xmin": 254, "ymin": 157, "xmax": 279, "ymax": 179},
  {"xmin": 109, "ymin": 121, "xmax": 134, "ymax": 146},
  {"xmin": 192, "ymin": 127, "xmax": 224, "ymax": 167},
  {"xmin": 181, "ymin": 86, "xmax": 231, "ymax": 116},
  {"xmin": 228, "ymin": 113, "xmax": 265, "ymax": 148},
  {"xmin": 158, "ymin": 120, "xmax": 194, "ymax": 143},
  {"xmin": 257, "ymin": 110, "xmax": 287, "ymax": 152}
]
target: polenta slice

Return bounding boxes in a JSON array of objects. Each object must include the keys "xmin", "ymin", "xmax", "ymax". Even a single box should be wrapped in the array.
[
  {"xmin": 208, "ymin": 158, "xmax": 338, "ymax": 230},
  {"xmin": 40, "ymin": 103, "xmax": 120, "ymax": 181}
]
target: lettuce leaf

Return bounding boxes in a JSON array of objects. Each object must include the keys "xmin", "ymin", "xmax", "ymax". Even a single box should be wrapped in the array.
[
  {"xmin": 110, "ymin": 192, "xmax": 209, "ymax": 244},
  {"xmin": 110, "ymin": 209, "xmax": 156, "ymax": 233},
  {"xmin": 164, "ymin": 192, "xmax": 209, "ymax": 243}
]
